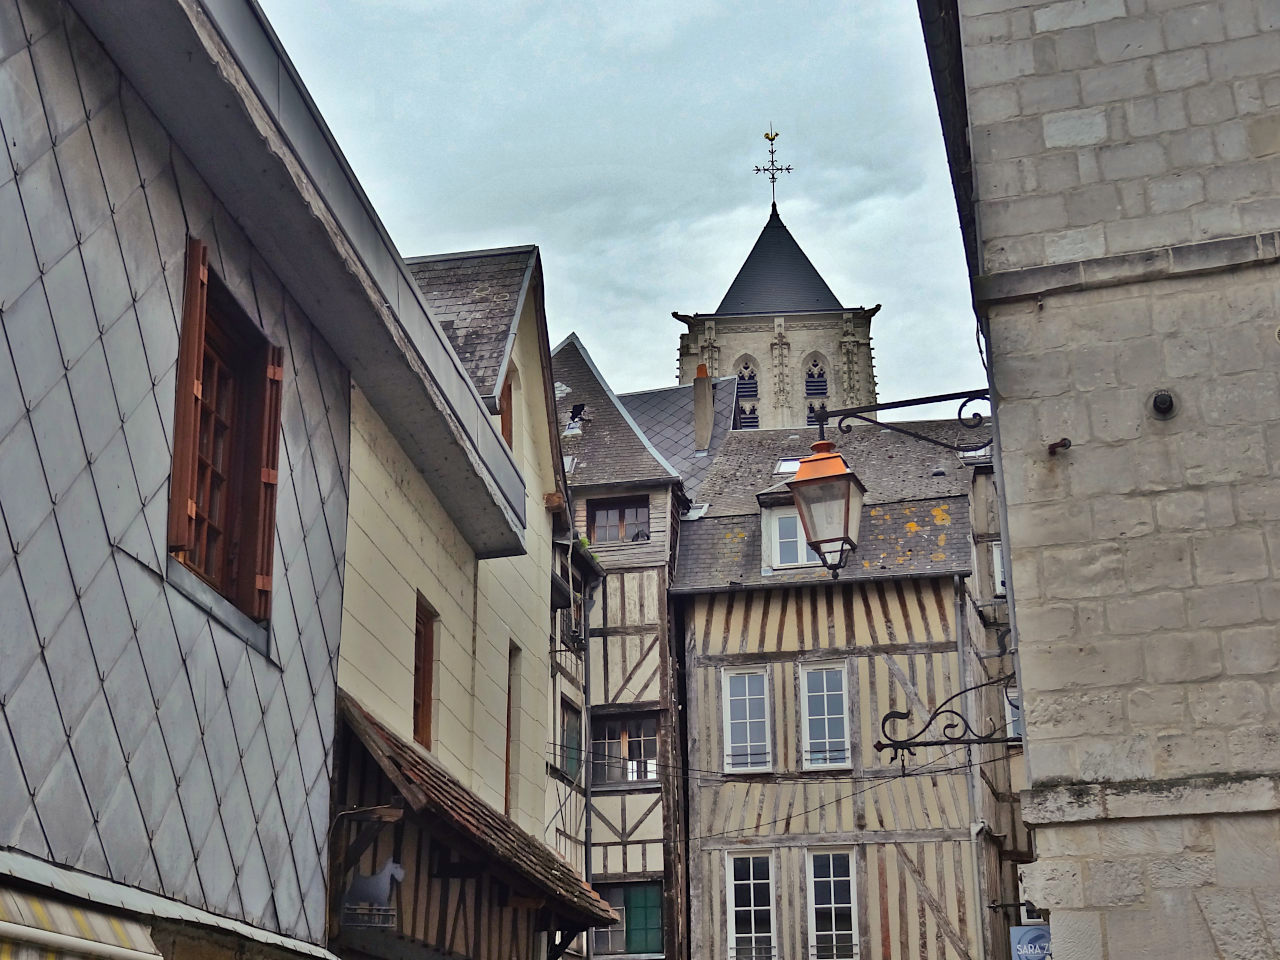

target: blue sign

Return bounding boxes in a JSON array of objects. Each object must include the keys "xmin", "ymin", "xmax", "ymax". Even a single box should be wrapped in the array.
[{"xmin": 1010, "ymin": 925, "xmax": 1051, "ymax": 959}]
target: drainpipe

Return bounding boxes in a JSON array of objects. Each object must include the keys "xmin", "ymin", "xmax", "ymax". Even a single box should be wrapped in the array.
[
  {"xmin": 956, "ymin": 574, "xmax": 990, "ymax": 960},
  {"xmin": 583, "ymin": 572, "xmax": 605, "ymax": 960}
]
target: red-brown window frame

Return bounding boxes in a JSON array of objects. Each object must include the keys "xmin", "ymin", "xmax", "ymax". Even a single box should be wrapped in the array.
[
  {"xmin": 168, "ymin": 237, "xmax": 284, "ymax": 622},
  {"xmin": 413, "ymin": 593, "xmax": 435, "ymax": 750}
]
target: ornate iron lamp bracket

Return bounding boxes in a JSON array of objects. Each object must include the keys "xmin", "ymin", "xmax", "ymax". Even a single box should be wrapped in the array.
[
  {"xmin": 813, "ymin": 389, "xmax": 992, "ymax": 453},
  {"xmin": 873, "ymin": 673, "xmax": 1021, "ymax": 768}
]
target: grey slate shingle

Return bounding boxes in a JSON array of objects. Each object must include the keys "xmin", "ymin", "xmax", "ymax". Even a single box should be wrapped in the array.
[
  {"xmin": 618, "ymin": 377, "xmax": 737, "ymax": 499},
  {"xmin": 551, "ymin": 335, "xmax": 678, "ymax": 488},
  {"xmin": 672, "ymin": 420, "xmax": 989, "ymax": 592},
  {"xmin": 407, "ymin": 246, "xmax": 536, "ymax": 398},
  {"xmin": 712, "ymin": 204, "xmax": 843, "ymax": 316}
]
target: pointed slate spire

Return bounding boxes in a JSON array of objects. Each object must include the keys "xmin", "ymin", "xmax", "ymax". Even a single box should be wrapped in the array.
[{"xmin": 713, "ymin": 205, "xmax": 843, "ymax": 316}]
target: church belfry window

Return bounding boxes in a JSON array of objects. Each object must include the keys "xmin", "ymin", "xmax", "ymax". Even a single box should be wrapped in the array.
[
  {"xmin": 806, "ymin": 359, "xmax": 828, "ymax": 397},
  {"xmin": 736, "ymin": 358, "xmax": 760, "ymax": 429}
]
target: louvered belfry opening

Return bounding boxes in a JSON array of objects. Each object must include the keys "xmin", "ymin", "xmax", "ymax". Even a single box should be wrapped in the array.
[{"xmin": 168, "ymin": 237, "xmax": 284, "ymax": 622}]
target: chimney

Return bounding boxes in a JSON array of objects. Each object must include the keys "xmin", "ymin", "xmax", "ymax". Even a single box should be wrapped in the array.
[{"xmin": 694, "ymin": 363, "xmax": 713, "ymax": 451}]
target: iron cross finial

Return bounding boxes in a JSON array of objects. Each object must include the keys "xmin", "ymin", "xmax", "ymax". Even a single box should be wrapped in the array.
[{"xmin": 753, "ymin": 124, "xmax": 793, "ymax": 205}]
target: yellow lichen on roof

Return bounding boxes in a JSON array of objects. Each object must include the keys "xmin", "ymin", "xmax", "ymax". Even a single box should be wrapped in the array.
[{"xmin": 931, "ymin": 505, "xmax": 952, "ymax": 525}]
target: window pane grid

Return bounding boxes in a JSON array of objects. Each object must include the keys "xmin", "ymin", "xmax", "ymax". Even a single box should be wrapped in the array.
[
  {"xmin": 776, "ymin": 514, "xmax": 819, "ymax": 567},
  {"xmin": 726, "ymin": 672, "xmax": 770, "ymax": 770},
  {"xmin": 730, "ymin": 855, "xmax": 773, "ymax": 960},
  {"xmin": 810, "ymin": 852, "xmax": 856, "ymax": 960},
  {"xmin": 590, "ymin": 500, "xmax": 650, "ymax": 543},
  {"xmin": 803, "ymin": 667, "xmax": 848, "ymax": 767},
  {"xmin": 593, "ymin": 716, "xmax": 658, "ymax": 783},
  {"xmin": 193, "ymin": 341, "xmax": 237, "ymax": 587},
  {"xmin": 594, "ymin": 883, "xmax": 663, "ymax": 955}
]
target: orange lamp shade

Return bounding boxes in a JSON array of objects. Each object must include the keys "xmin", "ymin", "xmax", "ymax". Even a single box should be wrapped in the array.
[{"xmin": 786, "ymin": 440, "xmax": 867, "ymax": 576}]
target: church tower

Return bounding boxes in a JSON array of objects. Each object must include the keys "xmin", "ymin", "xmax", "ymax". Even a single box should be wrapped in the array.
[{"xmin": 675, "ymin": 200, "xmax": 879, "ymax": 430}]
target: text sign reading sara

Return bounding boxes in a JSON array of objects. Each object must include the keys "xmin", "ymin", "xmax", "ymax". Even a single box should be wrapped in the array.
[{"xmin": 1010, "ymin": 926, "xmax": 1051, "ymax": 959}]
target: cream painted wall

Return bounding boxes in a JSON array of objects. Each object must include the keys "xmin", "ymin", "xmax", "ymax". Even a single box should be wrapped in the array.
[{"xmin": 340, "ymin": 293, "xmax": 562, "ymax": 837}]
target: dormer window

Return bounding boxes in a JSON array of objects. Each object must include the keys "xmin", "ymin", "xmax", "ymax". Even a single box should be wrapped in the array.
[
  {"xmin": 588, "ymin": 497, "xmax": 650, "ymax": 544},
  {"xmin": 770, "ymin": 508, "xmax": 820, "ymax": 568}
]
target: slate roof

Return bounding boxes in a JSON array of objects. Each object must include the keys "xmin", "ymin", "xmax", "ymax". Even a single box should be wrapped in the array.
[
  {"xmin": 407, "ymin": 246, "xmax": 538, "ymax": 398},
  {"xmin": 618, "ymin": 378, "xmax": 738, "ymax": 499},
  {"xmin": 552, "ymin": 335, "xmax": 679, "ymax": 488},
  {"xmin": 339, "ymin": 691, "xmax": 617, "ymax": 927},
  {"xmin": 672, "ymin": 420, "xmax": 987, "ymax": 592},
  {"xmin": 712, "ymin": 204, "xmax": 843, "ymax": 316}
]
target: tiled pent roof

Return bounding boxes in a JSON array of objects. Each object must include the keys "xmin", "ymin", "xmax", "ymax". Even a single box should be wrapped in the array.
[
  {"xmin": 551, "ymin": 335, "xmax": 679, "ymax": 488},
  {"xmin": 672, "ymin": 420, "xmax": 986, "ymax": 592},
  {"xmin": 619, "ymin": 378, "xmax": 738, "ymax": 499},
  {"xmin": 339, "ymin": 691, "xmax": 616, "ymax": 927},
  {"xmin": 712, "ymin": 204, "xmax": 843, "ymax": 316},
  {"xmin": 407, "ymin": 246, "xmax": 537, "ymax": 399}
]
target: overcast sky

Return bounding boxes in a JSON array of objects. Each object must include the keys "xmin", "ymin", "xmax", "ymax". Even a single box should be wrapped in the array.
[{"xmin": 255, "ymin": 0, "xmax": 985, "ymax": 408}]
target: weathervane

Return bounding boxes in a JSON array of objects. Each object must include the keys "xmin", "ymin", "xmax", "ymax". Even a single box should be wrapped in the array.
[{"xmin": 753, "ymin": 125, "xmax": 792, "ymax": 205}]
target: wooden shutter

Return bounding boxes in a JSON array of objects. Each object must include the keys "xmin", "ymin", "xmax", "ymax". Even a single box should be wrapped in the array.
[
  {"xmin": 244, "ymin": 344, "xmax": 284, "ymax": 621},
  {"xmin": 499, "ymin": 375, "xmax": 513, "ymax": 447},
  {"xmin": 168, "ymin": 237, "xmax": 209, "ymax": 556},
  {"xmin": 413, "ymin": 596, "xmax": 433, "ymax": 749}
]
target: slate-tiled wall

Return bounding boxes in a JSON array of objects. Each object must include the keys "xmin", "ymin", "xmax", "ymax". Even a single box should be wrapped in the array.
[{"xmin": 0, "ymin": 0, "xmax": 350, "ymax": 943}]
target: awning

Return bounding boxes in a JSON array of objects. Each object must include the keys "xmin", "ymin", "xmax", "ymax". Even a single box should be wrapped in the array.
[
  {"xmin": 339, "ymin": 690, "xmax": 616, "ymax": 928},
  {"xmin": 0, "ymin": 888, "xmax": 161, "ymax": 960}
]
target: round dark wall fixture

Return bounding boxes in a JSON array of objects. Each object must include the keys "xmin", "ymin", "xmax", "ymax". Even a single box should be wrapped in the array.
[{"xmin": 1150, "ymin": 389, "xmax": 1177, "ymax": 420}]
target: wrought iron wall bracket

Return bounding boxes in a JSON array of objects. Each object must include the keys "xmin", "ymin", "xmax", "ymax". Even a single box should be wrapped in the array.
[
  {"xmin": 813, "ymin": 388, "xmax": 992, "ymax": 453},
  {"xmin": 873, "ymin": 674, "xmax": 1020, "ymax": 768}
]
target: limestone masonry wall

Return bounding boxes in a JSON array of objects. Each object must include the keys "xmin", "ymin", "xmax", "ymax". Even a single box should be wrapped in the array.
[{"xmin": 962, "ymin": 0, "xmax": 1280, "ymax": 270}]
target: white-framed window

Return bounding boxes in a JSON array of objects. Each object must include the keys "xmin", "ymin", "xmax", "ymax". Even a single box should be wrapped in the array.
[
  {"xmin": 991, "ymin": 542, "xmax": 1006, "ymax": 597},
  {"xmin": 800, "ymin": 663, "xmax": 850, "ymax": 769},
  {"xmin": 1005, "ymin": 691, "xmax": 1024, "ymax": 740},
  {"xmin": 769, "ymin": 507, "xmax": 820, "ymax": 568},
  {"xmin": 807, "ymin": 849, "xmax": 857, "ymax": 960},
  {"xmin": 774, "ymin": 458, "xmax": 802, "ymax": 475},
  {"xmin": 723, "ymin": 669, "xmax": 771, "ymax": 771},
  {"xmin": 727, "ymin": 852, "xmax": 774, "ymax": 960}
]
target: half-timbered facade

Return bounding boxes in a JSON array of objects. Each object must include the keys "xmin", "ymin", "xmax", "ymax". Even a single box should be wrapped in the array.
[{"xmin": 672, "ymin": 424, "xmax": 1023, "ymax": 960}]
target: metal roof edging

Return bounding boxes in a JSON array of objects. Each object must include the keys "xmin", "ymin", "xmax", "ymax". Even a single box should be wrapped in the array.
[{"xmin": 0, "ymin": 850, "xmax": 341, "ymax": 960}]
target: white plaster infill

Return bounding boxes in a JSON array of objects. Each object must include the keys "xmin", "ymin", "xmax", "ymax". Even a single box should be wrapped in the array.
[{"xmin": 1022, "ymin": 772, "xmax": 1280, "ymax": 827}]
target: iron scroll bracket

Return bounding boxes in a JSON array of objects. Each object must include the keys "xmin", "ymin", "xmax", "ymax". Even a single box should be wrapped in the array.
[
  {"xmin": 873, "ymin": 673, "xmax": 1021, "ymax": 769},
  {"xmin": 813, "ymin": 388, "xmax": 993, "ymax": 453}
]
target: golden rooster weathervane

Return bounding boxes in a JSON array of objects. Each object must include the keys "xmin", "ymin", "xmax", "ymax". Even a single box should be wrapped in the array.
[{"xmin": 754, "ymin": 124, "xmax": 793, "ymax": 206}]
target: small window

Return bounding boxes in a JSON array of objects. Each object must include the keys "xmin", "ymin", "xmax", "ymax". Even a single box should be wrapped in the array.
[
  {"xmin": 594, "ymin": 883, "xmax": 663, "ymax": 955},
  {"xmin": 992, "ymin": 542, "xmax": 1007, "ymax": 597},
  {"xmin": 560, "ymin": 701, "xmax": 582, "ymax": 779},
  {"xmin": 723, "ymin": 669, "xmax": 771, "ymax": 771},
  {"xmin": 728, "ymin": 854, "xmax": 773, "ymax": 960},
  {"xmin": 773, "ymin": 510, "xmax": 820, "ymax": 568},
  {"xmin": 168, "ymin": 237, "xmax": 283, "ymax": 622},
  {"xmin": 592, "ymin": 715, "xmax": 658, "ymax": 783},
  {"xmin": 1006, "ymin": 692, "xmax": 1024, "ymax": 740},
  {"xmin": 414, "ymin": 594, "xmax": 436, "ymax": 749},
  {"xmin": 589, "ymin": 498, "xmax": 650, "ymax": 544},
  {"xmin": 774, "ymin": 458, "xmax": 802, "ymax": 475},
  {"xmin": 739, "ymin": 404, "xmax": 760, "ymax": 430},
  {"xmin": 737, "ymin": 360, "xmax": 758, "ymax": 399},
  {"xmin": 801, "ymin": 664, "xmax": 849, "ymax": 768},
  {"xmin": 808, "ymin": 850, "xmax": 857, "ymax": 960}
]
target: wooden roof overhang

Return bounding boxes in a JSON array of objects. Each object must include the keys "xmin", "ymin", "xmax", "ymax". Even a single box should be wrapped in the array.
[{"xmin": 337, "ymin": 692, "xmax": 616, "ymax": 933}]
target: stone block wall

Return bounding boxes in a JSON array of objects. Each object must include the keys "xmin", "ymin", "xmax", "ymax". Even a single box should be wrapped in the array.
[
  {"xmin": 962, "ymin": 0, "xmax": 1280, "ymax": 271},
  {"xmin": 953, "ymin": 1, "xmax": 1280, "ymax": 956}
]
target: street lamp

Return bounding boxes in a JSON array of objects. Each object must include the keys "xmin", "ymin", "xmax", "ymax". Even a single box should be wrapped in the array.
[{"xmin": 786, "ymin": 439, "xmax": 866, "ymax": 578}]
